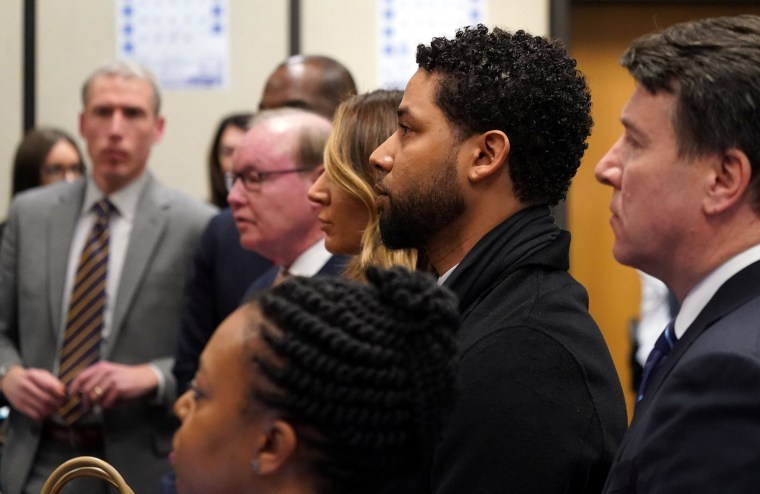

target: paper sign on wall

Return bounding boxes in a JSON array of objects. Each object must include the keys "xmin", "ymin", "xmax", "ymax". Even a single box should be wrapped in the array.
[
  {"xmin": 116, "ymin": 0, "xmax": 229, "ymax": 90},
  {"xmin": 377, "ymin": 0, "xmax": 486, "ymax": 90}
]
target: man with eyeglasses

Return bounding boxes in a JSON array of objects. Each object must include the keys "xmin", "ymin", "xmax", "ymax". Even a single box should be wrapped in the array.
[
  {"xmin": 228, "ymin": 108, "xmax": 346, "ymax": 298},
  {"xmin": 172, "ymin": 55, "xmax": 356, "ymax": 398}
]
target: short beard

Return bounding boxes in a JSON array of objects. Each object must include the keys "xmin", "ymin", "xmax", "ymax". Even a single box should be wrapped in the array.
[{"xmin": 379, "ymin": 156, "xmax": 465, "ymax": 250}]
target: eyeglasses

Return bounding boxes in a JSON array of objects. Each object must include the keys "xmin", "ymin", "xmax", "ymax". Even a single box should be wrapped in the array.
[
  {"xmin": 41, "ymin": 162, "xmax": 86, "ymax": 178},
  {"xmin": 225, "ymin": 168, "xmax": 312, "ymax": 192}
]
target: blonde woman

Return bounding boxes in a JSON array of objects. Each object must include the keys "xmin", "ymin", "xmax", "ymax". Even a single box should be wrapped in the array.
[{"xmin": 308, "ymin": 89, "xmax": 416, "ymax": 280}]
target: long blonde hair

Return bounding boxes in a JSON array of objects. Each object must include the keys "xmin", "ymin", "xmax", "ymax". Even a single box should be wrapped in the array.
[{"xmin": 323, "ymin": 89, "xmax": 417, "ymax": 280}]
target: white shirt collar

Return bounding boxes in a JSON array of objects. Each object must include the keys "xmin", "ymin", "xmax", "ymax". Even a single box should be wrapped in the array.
[
  {"xmin": 675, "ymin": 243, "xmax": 760, "ymax": 338},
  {"xmin": 82, "ymin": 172, "xmax": 148, "ymax": 221},
  {"xmin": 438, "ymin": 263, "xmax": 459, "ymax": 286},
  {"xmin": 286, "ymin": 238, "xmax": 333, "ymax": 277}
]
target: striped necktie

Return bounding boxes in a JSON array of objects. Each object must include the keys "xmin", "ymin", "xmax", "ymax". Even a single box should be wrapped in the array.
[
  {"xmin": 272, "ymin": 266, "xmax": 290, "ymax": 286},
  {"xmin": 635, "ymin": 320, "xmax": 676, "ymax": 409},
  {"xmin": 57, "ymin": 199, "xmax": 112, "ymax": 424}
]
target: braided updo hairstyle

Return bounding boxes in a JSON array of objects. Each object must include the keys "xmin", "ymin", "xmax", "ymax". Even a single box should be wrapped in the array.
[{"xmin": 249, "ymin": 266, "xmax": 459, "ymax": 494}]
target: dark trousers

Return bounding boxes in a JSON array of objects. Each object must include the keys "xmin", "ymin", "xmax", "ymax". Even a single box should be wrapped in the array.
[{"xmin": 23, "ymin": 432, "xmax": 109, "ymax": 494}]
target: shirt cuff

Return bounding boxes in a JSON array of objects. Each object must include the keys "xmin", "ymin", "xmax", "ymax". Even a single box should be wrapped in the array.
[{"xmin": 149, "ymin": 363, "xmax": 165, "ymax": 404}]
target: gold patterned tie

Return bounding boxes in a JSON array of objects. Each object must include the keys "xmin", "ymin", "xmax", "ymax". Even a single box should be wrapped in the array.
[
  {"xmin": 57, "ymin": 199, "xmax": 112, "ymax": 424},
  {"xmin": 272, "ymin": 266, "xmax": 290, "ymax": 286}
]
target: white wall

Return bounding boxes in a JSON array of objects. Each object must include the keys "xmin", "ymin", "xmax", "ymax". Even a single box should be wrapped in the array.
[
  {"xmin": 0, "ymin": 0, "xmax": 23, "ymax": 221},
  {"xmin": 0, "ymin": 0, "xmax": 548, "ymax": 220},
  {"xmin": 301, "ymin": 0, "xmax": 548, "ymax": 94},
  {"xmin": 491, "ymin": 0, "xmax": 549, "ymax": 35},
  {"xmin": 34, "ymin": 0, "xmax": 287, "ymax": 208}
]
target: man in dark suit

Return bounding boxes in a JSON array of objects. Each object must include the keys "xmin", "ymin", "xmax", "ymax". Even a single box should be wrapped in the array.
[
  {"xmin": 0, "ymin": 60, "xmax": 215, "ymax": 494},
  {"xmin": 370, "ymin": 25, "xmax": 627, "ymax": 494},
  {"xmin": 229, "ymin": 108, "xmax": 345, "ymax": 301},
  {"xmin": 172, "ymin": 55, "xmax": 356, "ymax": 396},
  {"xmin": 596, "ymin": 15, "xmax": 760, "ymax": 493},
  {"xmin": 258, "ymin": 54, "xmax": 357, "ymax": 118}
]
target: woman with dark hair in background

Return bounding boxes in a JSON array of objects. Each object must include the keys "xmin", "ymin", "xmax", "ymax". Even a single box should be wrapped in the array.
[
  {"xmin": 172, "ymin": 266, "xmax": 459, "ymax": 494},
  {"xmin": 207, "ymin": 113, "xmax": 253, "ymax": 208},
  {"xmin": 2, "ymin": 126, "xmax": 85, "ymax": 240},
  {"xmin": 11, "ymin": 127, "xmax": 84, "ymax": 196}
]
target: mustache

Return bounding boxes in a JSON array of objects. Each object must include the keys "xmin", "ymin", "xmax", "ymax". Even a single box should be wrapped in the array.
[{"xmin": 374, "ymin": 181, "xmax": 388, "ymax": 196}]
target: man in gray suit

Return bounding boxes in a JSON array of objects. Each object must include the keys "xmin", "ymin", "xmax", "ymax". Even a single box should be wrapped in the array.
[
  {"xmin": 0, "ymin": 60, "xmax": 215, "ymax": 494},
  {"xmin": 596, "ymin": 15, "xmax": 760, "ymax": 492}
]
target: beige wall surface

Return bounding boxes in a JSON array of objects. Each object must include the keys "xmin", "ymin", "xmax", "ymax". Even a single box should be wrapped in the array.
[
  {"xmin": 0, "ymin": 0, "xmax": 548, "ymax": 220},
  {"xmin": 0, "ymin": 0, "xmax": 23, "ymax": 221},
  {"xmin": 34, "ymin": 0, "xmax": 287, "ymax": 209},
  {"xmin": 490, "ymin": 0, "xmax": 548, "ymax": 35},
  {"xmin": 301, "ymin": 0, "xmax": 548, "ymax": 94}
]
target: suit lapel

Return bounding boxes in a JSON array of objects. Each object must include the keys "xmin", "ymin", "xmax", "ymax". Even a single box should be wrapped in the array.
[
  {"xmin": 243, "ymin": 255, "xmax": 348, "ymax": 303},
  {"xmin": 636, "ymin": 260, "xmax": 760, "ymax": 418},
  {"xmin": 107, "ymin": 175, "xmax": 168, "ymax": 357},
  {"xmin": 317, "ymin": 254, "xmax": 349, "ymax": 276},
  {"xmin": 47, "ymin": 182, "xmax": 86, "ymax": 341},
  {"xmin": 243, "ymin": 265, "xmax": 279, "ymax": 302}
]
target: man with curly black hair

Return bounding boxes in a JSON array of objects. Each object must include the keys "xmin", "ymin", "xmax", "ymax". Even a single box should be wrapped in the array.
[{"xmin": 371, "ymin": 25, "xmax": 627, "ymax": 493}]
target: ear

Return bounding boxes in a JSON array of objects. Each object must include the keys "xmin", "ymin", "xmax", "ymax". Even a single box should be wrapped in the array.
[
  {"xmin": 79, "ymin": 112, "xmax": 86, "ymax": 138},
  {"xmin": 254, "ymin": 419, "xmax": 298, "ymax": 475},
  {"xmin": 703, "ymin": 148, "xmax": 752, "ymax": 215},
  {"xmin": 466, "ymin": 130, "xmax": 510, "ymax": 184},
  {"xmin": 152, "ymin": 115, "xmax": 166, "ymax": 144}
]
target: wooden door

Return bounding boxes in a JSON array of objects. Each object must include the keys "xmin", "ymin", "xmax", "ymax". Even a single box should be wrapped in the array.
[{"xmin": 569, "ymin": 2, "xmax": 760, "ymax": 416}]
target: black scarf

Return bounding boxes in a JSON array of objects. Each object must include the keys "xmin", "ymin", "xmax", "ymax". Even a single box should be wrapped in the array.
[{"xmin": 444, "ymin": 205, "xmax": 567, "ymax": 318}]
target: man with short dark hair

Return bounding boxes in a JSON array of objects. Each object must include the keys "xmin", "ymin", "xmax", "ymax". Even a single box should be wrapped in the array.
[
  {"xmin": 0, "ymin": 59, "xmax": 215, "ymax": 494},
  {"xmin": 596, "ymin": 15, "xmax": 760, "ymax": 492},
  {"xmin": 371, "ymin": 25, "xmax": 627, "ymax": 493}
]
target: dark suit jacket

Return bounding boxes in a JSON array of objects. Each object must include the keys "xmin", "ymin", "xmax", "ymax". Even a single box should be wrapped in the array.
[
  {"xmin": 242, "ymin": 254, "xmax": 349, "ymax": 301},
  {"xmin": 0, "ymin": 175, "xmax": 215, "ymax": 494},
  {"xmin": 603, "ymin": 260, "xmax": 760, "ymax": 494},
  {"xmin": 173, "ymin": 209, "xmax": 271, "ymax": 396}
]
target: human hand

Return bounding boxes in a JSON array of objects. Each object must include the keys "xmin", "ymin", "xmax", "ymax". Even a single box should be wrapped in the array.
[
  {"xmin": 2, "ymin": 366, "xmax": 67, "ymax": 420},
  {"xmin": 68, "ymin": 361, "xmax": 159, "ymax": 410}
]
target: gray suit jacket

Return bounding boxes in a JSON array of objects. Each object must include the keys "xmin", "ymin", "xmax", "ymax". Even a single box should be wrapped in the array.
[
  {"xmin": 603, "ymin": 260, "xmax": 760, "ymax": 493},
  {"xmin": 0, "ymin": 174, "xmax": 216, "ymax": 494}
]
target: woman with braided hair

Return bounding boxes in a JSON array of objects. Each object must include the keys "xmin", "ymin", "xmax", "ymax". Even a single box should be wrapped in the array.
[{"xmin": 171, "ymin": 266, "xmax": 459, "ymax": 494}]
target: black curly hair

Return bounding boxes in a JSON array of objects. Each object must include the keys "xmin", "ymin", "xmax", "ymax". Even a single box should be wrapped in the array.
[
  {"xmin": 248, "ymin": 266, "xmax": 459, "ymax": 494},
  {"xmin": 416, "ymin": 24, "xmax": 592, "ymax": 206}
]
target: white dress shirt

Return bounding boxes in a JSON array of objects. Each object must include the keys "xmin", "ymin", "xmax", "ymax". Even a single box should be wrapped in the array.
[
  {"xmin": 59, "ymin": 174, "xmax": 146, "ymax": 343},
  {"xmin": 56, "ymin": 173, "xmax": 164, "ymax": 398},
  {"xmin": 286, "ymin": 237, "xmax": 334, "ymax": 277},
  {"xmin": 675, "ymin": 243, "xmax": 760, "ymax": 338}
]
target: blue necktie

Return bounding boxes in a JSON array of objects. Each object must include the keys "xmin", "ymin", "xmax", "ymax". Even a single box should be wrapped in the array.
[{"xmin": 636, "ymin": 320, "xmax": 676, "ymax": 408}]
